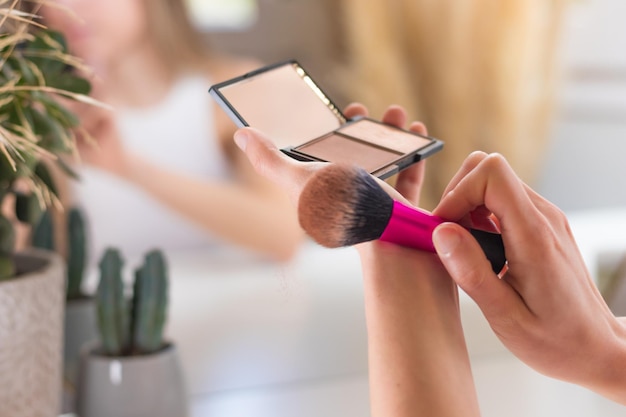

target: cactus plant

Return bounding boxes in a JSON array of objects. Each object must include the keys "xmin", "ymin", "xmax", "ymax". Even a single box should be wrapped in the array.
[
  {"xmin": 66, "ymin": 208, "xmax": 87, "ymax": 299},
  {"xmin": 95, "ymin": 248, "xmax": 169, "ymax": 356},
  {"xmin": 96, "ymin": 248, "xmax": 129, "ymax": 356},
  {"xmin": 31, "ymin": 209, "xmax": 55, "ymax": 251},
  {"xmin": 31, "ymin": 207, "xmax": 88, "ymax": 299},
  {"xmin": 132, "ymin": 250, "xmax": 168, "ymax": 354}
]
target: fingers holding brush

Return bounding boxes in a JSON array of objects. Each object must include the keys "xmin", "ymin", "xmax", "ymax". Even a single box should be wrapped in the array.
[
  {"xmin": 438, "ymin": 151, "xmax": 496, "ymax": 232},
  {"xmin": 431, "ymin": 153, "xmax": 626, "ymax": 402},
  {"xmin": 433, "ymin": 153, "xmax": 536, "ymax": 240},
  {"xmin": 440, "ymin": 151, "xmax": 488, "ymax": 199}
]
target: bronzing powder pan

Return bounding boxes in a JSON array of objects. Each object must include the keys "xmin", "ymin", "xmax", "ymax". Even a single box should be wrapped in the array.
[{"xmin": 209, "ymin": 60, "xmax": 443, "ymax": 179}]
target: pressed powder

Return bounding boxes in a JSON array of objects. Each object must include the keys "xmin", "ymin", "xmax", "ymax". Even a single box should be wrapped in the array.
[
  {"xmin": 297, "ymin": 133, "xmax": 402, "ymax": 172},
  {"xmin": 337, "ymin": 119, "xmax": 433, "ymax": 154}
]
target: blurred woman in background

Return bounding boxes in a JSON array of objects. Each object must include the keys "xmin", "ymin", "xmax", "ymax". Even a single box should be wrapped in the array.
[{"xmin": 40, "ymin": 0, "xmax": 303, "ymax": 263}]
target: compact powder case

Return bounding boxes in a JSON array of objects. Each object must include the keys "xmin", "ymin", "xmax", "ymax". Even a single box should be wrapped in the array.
[{"xmin": 209, "ymin": 60, "xmax": 444, "ymax": 179}]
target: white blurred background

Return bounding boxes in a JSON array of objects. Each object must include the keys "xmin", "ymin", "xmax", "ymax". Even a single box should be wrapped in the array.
[{"xmin": 536, "ymin": 0, "xmax": 626, "ymax": 211}]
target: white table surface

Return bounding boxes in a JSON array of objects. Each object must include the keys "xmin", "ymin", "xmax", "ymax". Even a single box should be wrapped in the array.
[
  {"xmin": 89, "ymin": 208, "xmax": 626, "ymax": 417},
  {"xmin": 189, "ymin": 356, "xmax": 626, "ymax": 417}
]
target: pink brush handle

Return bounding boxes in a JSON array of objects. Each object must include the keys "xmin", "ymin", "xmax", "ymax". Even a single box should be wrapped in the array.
[
  {"xmin": 379, "ymin": 200, "xmax": 444, "ymax": 252},
  {"xmin": 378, "ymin": 200, "xmax": 507, "ymax": 274}
]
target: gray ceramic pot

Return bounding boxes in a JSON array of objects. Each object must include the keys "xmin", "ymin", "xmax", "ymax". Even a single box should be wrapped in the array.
[
  {"xmin": 0, "ymin": 249, "xmax": 65, "ymax": 417},
  {"xmin": 64, "ymin": 296, "xmax": 97, "ymax": 385},
  {"xmin": 76, "ymin": 343, "xmax": 188, "ymax": 417}
]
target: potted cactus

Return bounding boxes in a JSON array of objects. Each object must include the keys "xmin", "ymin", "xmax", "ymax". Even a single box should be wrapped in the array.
[
  {"xmin": 77, "ymin": 248, "xmax": 188, "ymax": 417},
  {"xmin": 32, "ymin": 207, "xmax": 97, "ymax": 390},
  {"xmin": 0, "ymin": 2, "xmax": 100, "ymax": 416}
]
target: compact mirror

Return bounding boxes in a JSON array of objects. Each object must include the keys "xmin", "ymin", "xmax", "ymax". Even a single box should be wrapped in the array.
[{"xmin": 209, "ymin": 60, "xmax": 444, "ymax": 179}]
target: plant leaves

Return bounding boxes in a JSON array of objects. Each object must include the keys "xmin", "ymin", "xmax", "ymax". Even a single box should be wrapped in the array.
[
  {"xmin": 14, "ymin": 56, "xmax": 37, "ymax": 85},
  {"xmin": 39, "ymin": 94, "xmax": 80, "ymax": 127},
  {"xmin": 39, "ymin": 30, "xmax": 69, "ymax": 54},
  {"xmin": 46, "ymin": 72, "xmax": 91, "ymax": 96},
  {"xmin": 0, "ymin": 215, "xmax": 15, "ymax": 254},
  {"xmin": 55, "ymin": 157, "xmax": 80, "ymax": 181},
  {"xmin": 25, "ymin": 31, "xmax": 67, "ymax": 75},
  {"xmin": 34, "ymin": 162, "xmax": 58, "ymax": 197},
  {"xmin": 31, "ymin": 209, "xmax": 55, "ymax": 251},
  {"xmin": 1, "ymin": 27, "xmax": 92, "ymax": 246},
  {"xmin": 0, "ymin": 152, "xmax": 18, "ymax": 183},
  {"xmin": 31, "ymin": 108, "xmax": 70, "ymax": 153},
  {"xmin": 27, "ymin": 106, "xmax": 52, "ymax": 137},
  {"xmin": 15, "ymin": 191, "xmax": 42, "ymax": 225}
]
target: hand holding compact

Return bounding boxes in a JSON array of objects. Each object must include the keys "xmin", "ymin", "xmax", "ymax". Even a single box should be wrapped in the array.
[
  {"xmin": 233, "ymin": 103, "xmax": 429, "ymax": 208},
  {"xmin": 432, "ymin": 152, "xmax": 626, "ymax": 404},
  {"xmin": 235, "ymin": 103, "xmax": 482, "ymax": 417}
]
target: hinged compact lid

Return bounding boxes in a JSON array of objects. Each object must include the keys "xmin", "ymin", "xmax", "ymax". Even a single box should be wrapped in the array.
[{"xmin": 209, "ymin": 60, "xmax": 346, "ymax": 148}]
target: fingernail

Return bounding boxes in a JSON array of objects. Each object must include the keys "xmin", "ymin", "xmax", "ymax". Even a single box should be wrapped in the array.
[
  {"xmin": 432, "ymin": 225, "xmax": 461, "ymax": 257},
  {"xmin": 234, "ymin": 130, "xmax": 249, "ymax": 151}
]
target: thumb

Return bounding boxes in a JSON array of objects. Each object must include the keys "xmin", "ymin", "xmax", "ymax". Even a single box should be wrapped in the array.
[
  {"xmin": 233, "ymin": 127, "xmax": 315, "ymax": 204},
  {"xmin": 234, "ymin": 128, "xmax": 284, "ymax": 172},
  {"xmin": 432, "ymin": 223, "xmax": 520, "ymax": 319}
]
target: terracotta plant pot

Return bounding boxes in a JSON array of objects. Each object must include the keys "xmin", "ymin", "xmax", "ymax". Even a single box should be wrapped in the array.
[
  {"xmin": 0, "ymin": 249, "xmax": 65, "ymax": 417},
  {"xmin": 76, "ymin": 343, "xmax": 188, "ymax": 417}
]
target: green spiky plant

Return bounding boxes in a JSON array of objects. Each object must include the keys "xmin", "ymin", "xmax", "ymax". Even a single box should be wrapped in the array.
[
  {"xmin": 96, "ymin": 248, "xmax": 169, "ymax": 356},
  {"xmin": 31, "ymin": 206, "xmax": 88, "ymax": 299},
  {"xmin": 0, "ymin": 0, "xmax": 102, "ymax": 280},
  {"xmin": 66, "ymin": 207, "xmax": 87, "ymax": 297}
]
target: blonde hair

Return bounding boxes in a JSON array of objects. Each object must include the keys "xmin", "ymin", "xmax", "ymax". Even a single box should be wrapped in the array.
[
  {"xmin": 143, "ymin": 0, "xmax": 212, "ymax": 74},
  {"xmin": 337, "ymin": 0, "xmax": 567, "ymax": 209}
]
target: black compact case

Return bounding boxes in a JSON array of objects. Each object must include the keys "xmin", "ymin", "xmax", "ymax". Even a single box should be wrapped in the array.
[{"xmin": 209, "ymin": 60, "xmax": 443, "ymax": 180}]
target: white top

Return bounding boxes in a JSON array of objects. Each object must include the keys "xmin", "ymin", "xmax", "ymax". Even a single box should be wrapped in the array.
[{"xmin": 72, "ymin": 76, "xmax": 232, "ymax": 266}]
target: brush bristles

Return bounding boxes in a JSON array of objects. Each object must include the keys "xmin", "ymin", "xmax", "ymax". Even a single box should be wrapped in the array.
[{"xmin": 298, "ymin": 164, "xmax": 394, "ymax": 248}]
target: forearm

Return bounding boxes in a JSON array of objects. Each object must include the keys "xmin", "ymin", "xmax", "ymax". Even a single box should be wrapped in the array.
[
  {"xmin": 125, "ymin": 155, "xmax": 303, "ymax": 260},
  {"xmin": 358, "ymin": 242, "xmax": 481, "ymax": 417},
  {"xmin": 589, "ymin": 318, "xmax": 626, "ymax": 405}
]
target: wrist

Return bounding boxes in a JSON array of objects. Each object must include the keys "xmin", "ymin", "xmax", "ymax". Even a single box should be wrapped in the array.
[
  {"xmin": 357, "ymin": 240, "xmax": 459, "ymax": 314},
  {"xmin": 360, "ymin": 241, "xmax": 481, "ymax": 416},
  {"xmin": 576, "ymin": 316, "xmax": 626, "ymax": 404},
  {"xmin": 117, "ymin": 152, "xmax": 145, "ymax": 183},
  {"xmin": 588, "ymin": 317, "xmax": 626, "ymax": 404}
]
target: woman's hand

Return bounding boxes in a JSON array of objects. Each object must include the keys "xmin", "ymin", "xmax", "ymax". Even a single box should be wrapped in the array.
[
  {"xmin": 233, "ymin": 103, "xmax": 426, "ymax": 208},
  {"xmin": 75, "ymin": 106, "xmax": 130, "ymax": 177},
  {"xmin": 64, "ymin": 81, "xmax": 130, "ymax": 178},
  {"xmin": 432, "ymin": 151, "xmax": 626, "ymax": 404},
  {"xmin": 235, "ymin": 104, "xmax": 481, "ymax": 417}
]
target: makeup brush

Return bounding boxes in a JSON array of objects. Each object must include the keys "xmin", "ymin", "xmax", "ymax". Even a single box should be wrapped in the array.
[{"xmin": 298, "ymin": 164, "xmax": 507, "ymax": 274}]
